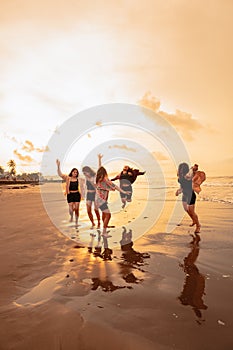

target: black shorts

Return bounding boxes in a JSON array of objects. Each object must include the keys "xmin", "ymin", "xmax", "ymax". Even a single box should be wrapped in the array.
[
  {"xmin": 67, "ymin": 192, "xmax": 81, "ymax": 203},
  {"xmin": 182, "ymin": 191, "xmax": 196, "ymax": 205},
  {"xmin": 99, "ymin": 202, "xmax": 109, "ymax": 211},
  {"xmin": 120, "ymin": 184, "xmax": 132, "ymax": 201},
  {"xmin": 86, "ymin": 192, "xmax": 95, "ymax": 202}
]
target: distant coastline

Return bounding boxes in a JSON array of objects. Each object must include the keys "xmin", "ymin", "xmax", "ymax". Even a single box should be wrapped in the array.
[{"xmin": 0, "ymin": 179, "xmax": 61, "ymax": 186}]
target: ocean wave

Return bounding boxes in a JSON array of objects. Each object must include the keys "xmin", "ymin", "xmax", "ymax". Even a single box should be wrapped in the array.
[
  {"xmin": 199, "ymin": 196, "xmax": 233, "ymax": 204},
  {"xmin": 204, "ymin": 182, "xmax": 233, "ymax": 187}
]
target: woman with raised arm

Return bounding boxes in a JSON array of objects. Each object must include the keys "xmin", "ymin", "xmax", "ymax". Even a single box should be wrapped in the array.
[
  {"xmin": 95, "ymin": 166, "xmax": 130, "ymax": 237},
  {"xmin": 82, "ymin": 154, "xmax": 103, "ymax": 229},
  {"xmin": 56, "ymin": 159, "xmax": 84, "ymax": 228}
]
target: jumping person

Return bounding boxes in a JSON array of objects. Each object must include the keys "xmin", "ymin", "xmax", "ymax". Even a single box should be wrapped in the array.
[{"xmin": 111, "ymin": 165, "xmax": 146, "ymax": 208}]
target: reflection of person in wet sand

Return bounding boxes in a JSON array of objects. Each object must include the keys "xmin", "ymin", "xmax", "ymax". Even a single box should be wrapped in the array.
[
  {"xmin": 56, "ymin": 159, "xmax": 84, "ymax": 228},
  {"xmin": 101, "ymin": 233, "xmax": 113, "ymax": 261},
  {"xmin": 178, "ymin": 235, "xmax": 208, "ymax": 323},
  {"xmin": 91, "ymin": 278, "xmax": 131, "ymax": 292},
  {"xmin": 88, "ymin": 230, "xmax": 113, "ymax": 260},
  {"xmin": 120, "ymin": 226, "xmax": 150, "ymax": 263},
  {"xmin": 111, "ymin": 166, "xmax": 146, "ymax": 208},
  {"xmin": 119, "ymin": 227, "xmax": 150, "ymax": 283}
]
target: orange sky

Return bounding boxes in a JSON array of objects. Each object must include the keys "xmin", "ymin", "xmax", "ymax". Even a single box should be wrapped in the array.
[{"xmin": 0, "ymin": 0, "xmax": 233, "ymax": 176}]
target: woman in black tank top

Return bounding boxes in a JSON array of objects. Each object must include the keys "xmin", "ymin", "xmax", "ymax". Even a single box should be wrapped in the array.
[
  {"xmin": 176, "ymin": 162, "xmax": 201, "ymax": 234},
  {"xmin": 56, "ymin": 159, "xmax": 81, "ymax": 228}
]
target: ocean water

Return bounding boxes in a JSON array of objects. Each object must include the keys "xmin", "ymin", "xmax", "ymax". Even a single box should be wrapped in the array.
[
  {"xmin": 135, "ymin": 176, "xmax": 233, "ymax": 205},
  {"xmin": 198, "ymin": 176, "xmax": 233, "ymax": 204},
  {"xmin": 39, "ymin": 177, "xmax": 232, "ymax": 249}
]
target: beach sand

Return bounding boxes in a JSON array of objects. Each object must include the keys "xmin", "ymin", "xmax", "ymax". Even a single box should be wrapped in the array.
[{"xmin": 0, "ymin": 184, "xmax": 232, "ymax": 350}]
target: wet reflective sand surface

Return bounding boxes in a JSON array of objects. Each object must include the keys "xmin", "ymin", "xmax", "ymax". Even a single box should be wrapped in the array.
[{"xmin": 0, "ymin": 185, "xmax": 232, "ymax": 350}]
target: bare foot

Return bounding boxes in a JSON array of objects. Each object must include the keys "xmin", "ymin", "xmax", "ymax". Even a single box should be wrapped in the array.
[
  {"xmin": 194, "ymin": 225, "xmax": 201, "ymax": 233},
  {"xmin": 189, "ymin": 222, "xmax": 195, "ymax": 227}
]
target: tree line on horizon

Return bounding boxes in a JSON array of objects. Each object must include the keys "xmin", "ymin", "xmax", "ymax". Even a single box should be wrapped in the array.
[{"xmin": 0, "ymin": 159, "xmax": 41, "ymax": 181}]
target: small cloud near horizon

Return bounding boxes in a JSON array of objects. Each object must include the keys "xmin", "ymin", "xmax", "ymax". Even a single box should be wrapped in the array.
[
  {"xmin": 13, "ymin": 150, "xmax": 33, "ymax": 162},
  {"xmin": 4, "ymin": 134, "xmax": 50, "ymax": 152},
  {"xmin": 48, "ymin": 125, "xmax": 60, "ymax": 135},
  {"xmin": 152, "ymin": 151, "xmax": 169, "ymax": 161},
  {"xmin": 108, "ymin": 144, "xmax": 136, "ymax": 152},
  {"xmin": 22, "ymin": 140, "xmax": 49, "ymax": 153}
]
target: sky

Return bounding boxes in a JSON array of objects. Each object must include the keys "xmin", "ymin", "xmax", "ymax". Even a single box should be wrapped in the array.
[{"xmin": 0, "ymin": 0, "xmax": 233, "ymax": 176}]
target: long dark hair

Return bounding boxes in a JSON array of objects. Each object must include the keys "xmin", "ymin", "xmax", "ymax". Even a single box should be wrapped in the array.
[
  {"xmin": 177, "ymin": 163, "xmax": 189, "ymax": 178},
  {"xmin": 69, "ymin": 168, "xmax": 79, "ymax": 177},
  {"xmin": 82, "ymin": 166, "xmax": 96, "ymax": 177},
  {"xmin": 96, "ymin": 166, "xmax": 107, "ymax": 184}
]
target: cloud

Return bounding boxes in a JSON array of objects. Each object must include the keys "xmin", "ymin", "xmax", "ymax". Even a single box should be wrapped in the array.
[
  {"xmin": 158, "ymin": 110, "xmax": 202, "ymax": 141},
  {"xmin": 13, "ymin": 150, "xmax": 33, "ymax": 162},
  {"xmin": 48, "ymin": 126, "xmax": 60, "ymax": 135},
  {"xmin": 21, "ymin": 140, "xmax": 49, "ymax": 153},
  {"xmin": 108, "ymin": 144, "xmax": 136, "ymax": 152},
  {"xmin": 152, "ymin": 151, "xmax": 169, "ymax": 161},
  {"xmin": 21, "ymin": 140, "xmax": 34, "ymax": 152},
  {"xmin": 138, "ymin": 92, "xmax": 161, "ymax": 112},
  {"xmin": 138, "ymin": 92, "xmax": 204, "ymax": 141},
  {"xmin": 4, "ymin": 133, "xmax": 19, "ymax": 144},
  {"xmin": 4, "ymin": 134, "xmax": 49, "ymax": 152}
]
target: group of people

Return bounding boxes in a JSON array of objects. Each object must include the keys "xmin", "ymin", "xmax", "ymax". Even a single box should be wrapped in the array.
[
  {"xmin": 56, "ymin": 156, "xmax": 205, "ymax": 238},
  {"xmin": 56, "ymin": 155, "xmax": 145, "ymax": 237}
]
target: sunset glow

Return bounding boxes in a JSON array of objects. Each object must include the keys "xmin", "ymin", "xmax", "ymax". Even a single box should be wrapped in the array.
[{"xmin": 1, "ymin": 1, "xmax": 233, "ymax": 176}]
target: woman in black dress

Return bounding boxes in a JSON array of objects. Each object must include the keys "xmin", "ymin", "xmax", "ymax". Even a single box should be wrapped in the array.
[{"xmin": 176, "ymin": 162, "xmax": 201, "ymax": 234}]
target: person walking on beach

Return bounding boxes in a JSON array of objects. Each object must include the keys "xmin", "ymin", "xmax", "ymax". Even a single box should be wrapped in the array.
[
  {"xmin": 176, "ymin": 162, "xmax": 201, "ymax": 234},
  {"xmin": 56, "ymin": 159, "xmax": 84, "ymax": 228},
  {"xmin": 111, "ymin": 165, "xmax": 146, "ymax": 208},
  {"xmin": 82, "ymin": 154, "xmax": 102, "ymax": 229},
  {"xmin": 95, "ymin": 166, "xmax": 130, "ymax": 237}
]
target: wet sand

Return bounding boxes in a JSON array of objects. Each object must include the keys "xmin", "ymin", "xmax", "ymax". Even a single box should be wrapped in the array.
[{"xmin": 0, "ymin": 184, "xmax": 232, "ymax": 350}]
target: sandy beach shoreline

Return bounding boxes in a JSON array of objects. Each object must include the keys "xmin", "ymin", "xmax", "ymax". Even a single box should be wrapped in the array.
[{"xmin": 0, "ymin": 185, "xmax": 232, "ymax": 350}]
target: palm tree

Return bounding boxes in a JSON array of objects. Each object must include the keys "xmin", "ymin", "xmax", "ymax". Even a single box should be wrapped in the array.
[
  {"xmin": 0, "ymin": 166, "xmax": 4, "ymax": 175},
  {"xmin": 7, "ymin": 159, "xmax": 16, "ymax": 176}
]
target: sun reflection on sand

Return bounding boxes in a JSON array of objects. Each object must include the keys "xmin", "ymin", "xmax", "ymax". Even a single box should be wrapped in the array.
[{"xmin": 14, "ymin": 273, "xmax": 65, "ymax": 307}]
